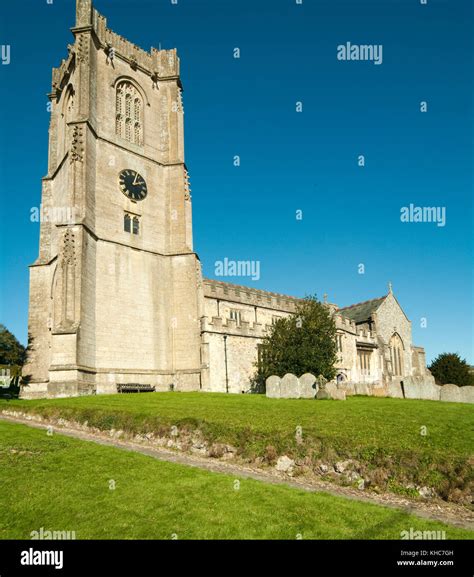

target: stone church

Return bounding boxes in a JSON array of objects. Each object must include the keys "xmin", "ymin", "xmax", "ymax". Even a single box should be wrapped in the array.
[{"xmin": 22, "ymin": 0, "xmax": 432, "ymax": 398}]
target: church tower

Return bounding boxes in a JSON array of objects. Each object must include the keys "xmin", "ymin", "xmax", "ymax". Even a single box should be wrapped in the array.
[{"xmin": 23, "ymin": 0, "xmax": 203, "ymax": 397}]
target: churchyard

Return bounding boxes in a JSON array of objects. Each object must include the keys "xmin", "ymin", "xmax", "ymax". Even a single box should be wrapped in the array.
[{"xmin": 1, "ymin": 392, "xmax": 472, "ymax": 524}]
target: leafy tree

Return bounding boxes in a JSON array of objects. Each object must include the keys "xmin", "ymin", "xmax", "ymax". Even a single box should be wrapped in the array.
[
  {"xmin": 428, "ymin": 353, "xmax": 472, "ymax": 387},
  {"xmin": 0, "ymin": 325, "xmax": 26, "ymax": 366},
  {"xmin": 252, "ymin": 295, "xmax": 338, "ymax": 391}
]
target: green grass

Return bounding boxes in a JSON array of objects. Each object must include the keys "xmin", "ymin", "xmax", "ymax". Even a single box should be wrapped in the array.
[
  {"xmin": 2, "ymin": 393, "xmax": 473, "ymax": 502},
  {"xmin": 0, "ymin": 420, "xmax": 472, "ymax": 540}
]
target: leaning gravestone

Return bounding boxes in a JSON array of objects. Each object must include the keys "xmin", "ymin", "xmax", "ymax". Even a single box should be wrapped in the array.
[
  {"xmin": 280, "ymin": 373, "xmax": 300, "ymax": 399},
  {"xmin": 440, "ymin": 384, "xmax": 461, "ymax": 403},
  {"xmin": 266, "ymin": 375, "xmax": 281, "ymax": 399},
  {"xmin": 299, "ymin": 373, "xmax": 317, "ymax": 399}
]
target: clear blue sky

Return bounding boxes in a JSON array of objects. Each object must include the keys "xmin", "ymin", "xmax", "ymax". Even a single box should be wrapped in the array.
[{"xmin": 0, "ymin": 0, "xmax": 472, "ymax": 363}]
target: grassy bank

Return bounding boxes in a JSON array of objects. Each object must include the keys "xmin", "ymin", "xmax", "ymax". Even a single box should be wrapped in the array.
[
  {"xmin": 0, "ymin": 420, "xmax": 472, "ymax": 540},
  {"xmin": 1, "ymin": 393, "xmax": 473, "ymax": 503}
]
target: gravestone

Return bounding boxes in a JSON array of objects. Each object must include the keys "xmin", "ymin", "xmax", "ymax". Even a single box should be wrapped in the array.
[
  {"xmin": 330, "ymin": 389, "xmax": 346, "ymax": 401},
  {"xmin": 339, "ymin": 381, "xmax": 356, "ymax": 396},
  {"xmin": 280, "ymin": 373, "xmax": 300, "ymax": 398},
  {"xmin": 459, "ymin": 386, "xmax": 474, "ymax": 404},
  {"xmin": 417, "ymin": 383, "xmax": 441, "ymax": 401},
  {"xmin": 266, "ymin": 375, "xmax": 281, "ymax": 399},
  {"xmin": 299, "ymin": 373, "xmax": 317, "ymax": 399},
  {"xmin": 440, "ymin": 384, "xmax": 461, "ymax": 403},
  {"xmin": 371, "ymin": 383, "xmax": 388, "ymax": 397},
  {"xmin": 354, "ymin": 382, "xmax": 371, "ymax": 396},
  {"xmin": 404, "ymin": 381, "xmax": 423, "ymax": 400}
]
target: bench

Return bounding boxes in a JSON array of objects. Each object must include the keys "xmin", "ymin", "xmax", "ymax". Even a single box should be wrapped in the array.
[{"xmin": 117, "ymin": 383, "xmax": 156, "ymax": 394}]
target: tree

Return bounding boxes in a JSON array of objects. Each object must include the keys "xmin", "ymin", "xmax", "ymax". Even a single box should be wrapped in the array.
[
  {"xmin": 428, "ymin": 353, "xmax": 472, "ymax": 387},
  {"xmin": 252, "ymin": 295, "xmax": 338, "ymax": 391},
  {"xmin": 0, "ymin": 325, "xmax": 26, "ymax": 366}
]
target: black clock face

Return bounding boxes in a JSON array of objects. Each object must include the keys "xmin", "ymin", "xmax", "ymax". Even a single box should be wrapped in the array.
[{"xmin": 119, "ymin": 169, "xmax": 147, "ymax": 201}]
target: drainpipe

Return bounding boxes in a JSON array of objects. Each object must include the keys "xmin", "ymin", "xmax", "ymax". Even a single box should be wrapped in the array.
[{"xmin": 223, "ymin": 334, "xmax": 229, "ymax": 393}]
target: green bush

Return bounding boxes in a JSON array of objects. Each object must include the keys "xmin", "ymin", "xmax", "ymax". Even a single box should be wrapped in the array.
[
  {"xmin": 252, "ymin": 295, "xmax": 337, "ymax": 391},
  {"xmin": 429, "ymin": 353, "xmax": 472, "ymax": 387}
]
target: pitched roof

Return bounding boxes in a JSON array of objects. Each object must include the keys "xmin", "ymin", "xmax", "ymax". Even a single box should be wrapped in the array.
[{"xmin": 339, "ymin": 296, "xmax": 387, "ymax": 324}]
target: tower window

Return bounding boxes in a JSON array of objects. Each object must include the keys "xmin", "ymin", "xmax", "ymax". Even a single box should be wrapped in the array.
[
  {"xmin": 115, "ymin": 81, "xmax": 143, "ymax": 146},
  {"xmin": 132, "ymin": 217, "xmax": 140, "ymax": 235},
  {"xmin": 124, "ymin": 213, "xmax": 140, "ymax": 235}
]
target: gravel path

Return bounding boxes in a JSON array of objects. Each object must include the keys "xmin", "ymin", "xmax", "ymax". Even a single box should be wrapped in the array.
[{"xmin": 1, "ymin": 413, "xmax": 472, "ymax": 531}]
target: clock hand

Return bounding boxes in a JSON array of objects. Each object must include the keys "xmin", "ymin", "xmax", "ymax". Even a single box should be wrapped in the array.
[{"xmin": 133, "ymin": 173, "xmax": 140, "ymax": 186}]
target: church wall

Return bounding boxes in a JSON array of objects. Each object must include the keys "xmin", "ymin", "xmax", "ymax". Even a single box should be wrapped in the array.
[
  {"xmin": 77, "ymin": 229, "xmax": 97, "ymax": 371},
  {"xmin": 204, "ymin": 331, "xmax": 261, "ymax": 393},
  {"xmin": 92, "ymin": 140, "xmax": 170, "ymax": 252},
  {"xmin": 372, "ymin": 293, "xmax": 413, "ymax": 379},
  {"xmin": 22, "ymin": 264, "xmax": 54, "ymax": 397},
  {"xmin": 202, "ymin": 284, "xmax": 299, "ymax": 392},
  {"xmin": 334, "ymin": 325, "xmax": 358, "ymax": 382},
  {"xmin": 169, "ymin": 254, "xmax": 202, "ymax": 380},
  {"xmin": 94, "ymin": 243, "xmax": 166, "ymax": 370}
]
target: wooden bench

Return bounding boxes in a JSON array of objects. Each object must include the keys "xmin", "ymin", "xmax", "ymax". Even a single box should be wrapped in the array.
[{"xmin": 117, "ymin": 384, "xmax": 156, "ymax": 394}]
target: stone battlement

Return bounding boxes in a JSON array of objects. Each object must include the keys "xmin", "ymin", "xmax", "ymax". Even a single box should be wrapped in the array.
[
  {"xmin": 335, "ymin": 315, "xmax": 357, "ymax": 333},
  {"xmin": 95, "ymin": 11, "xmax": 180, "ymax": 78},
  {"xmin": 355, "ymin": 329, "xmax": 377, "ymax": 344},
  {"xmin": 52, "ymin": 4, "xmax": 180, "ymax": 96},
  {"xmin": 201, "ymin": 315, "xmax": 271, "ymax": 338},
  {"xmin": 203, "ymin": 279, "xmax": 300, "ymax": 312}
]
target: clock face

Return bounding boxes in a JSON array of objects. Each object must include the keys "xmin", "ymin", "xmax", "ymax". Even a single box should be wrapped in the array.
[{"xmin": 119, "ymin": 169, "xmax": 147, "ymax": 201}]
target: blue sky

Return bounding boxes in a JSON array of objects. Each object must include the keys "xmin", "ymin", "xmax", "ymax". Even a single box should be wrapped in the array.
[{"xmin": 0, "ymin": 0, "xmax": 472, "ymax": 363}]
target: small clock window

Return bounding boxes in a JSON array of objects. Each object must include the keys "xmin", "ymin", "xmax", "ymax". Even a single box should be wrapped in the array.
[
  {"xmin": 132, "ymin": 217, "xmax": 140, "ymax": 235},
  {"xmin": 124, "ymin": 213, "xmax": 140, "ymax": 236}
]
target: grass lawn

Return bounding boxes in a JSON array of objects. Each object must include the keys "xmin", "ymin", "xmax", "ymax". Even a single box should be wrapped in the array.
[
  {"xmin": 0, "ymin": 420, "xmax": 472, "ymax": 540},
  {"xmin": 1, "ymin": 393, "xmax": 473, "ymax": 503}
]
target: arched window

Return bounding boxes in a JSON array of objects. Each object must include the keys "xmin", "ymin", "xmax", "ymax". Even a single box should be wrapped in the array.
[
  {"xmin": 389, "ymin": 333, "xmax": 404, "ymax": 376},
  {"xmin": 124, "ymin": 214, "xmax": 131, "ymax": 233},
  {"xmin": 115, "ymin": 81, "xmax": 143, "ymax": 146}
]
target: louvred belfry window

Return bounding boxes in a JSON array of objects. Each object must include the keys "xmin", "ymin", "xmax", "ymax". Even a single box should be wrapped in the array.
[{"xmin": 116, "ymin": 81, "xmax": 143, "ymax": 146}]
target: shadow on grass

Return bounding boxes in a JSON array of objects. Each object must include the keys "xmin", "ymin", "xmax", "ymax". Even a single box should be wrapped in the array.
[{"xmin": 353, "ymin": 504, "xmax": 431, "ymax": 540}]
